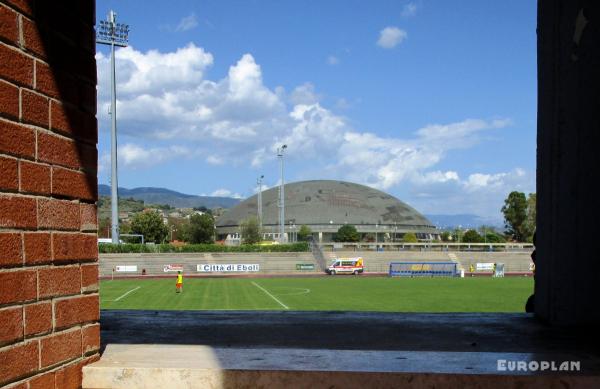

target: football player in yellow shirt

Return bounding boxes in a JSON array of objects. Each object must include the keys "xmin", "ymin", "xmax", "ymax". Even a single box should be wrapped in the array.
[{"xmin": 176, "ymin": 271, "xmax": 183, "ymax": 293}]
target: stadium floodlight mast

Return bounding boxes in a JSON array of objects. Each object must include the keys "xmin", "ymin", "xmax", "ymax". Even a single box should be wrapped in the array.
[
  {"xmin": 257, "ymin": 175, "xmax": 264, "ymax": 231},
  {"xmin": 96, "ymin": 10, "xmax": 130, "ymax": 244},
  {"xmin": 277, "ymin": 145, "xmax": 287, "ymax": 242}
]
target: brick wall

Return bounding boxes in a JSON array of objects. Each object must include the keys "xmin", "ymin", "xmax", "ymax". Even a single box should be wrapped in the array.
[{"xmin": 0, "ymin": 1, "xmax": 99, "ymax": 388}]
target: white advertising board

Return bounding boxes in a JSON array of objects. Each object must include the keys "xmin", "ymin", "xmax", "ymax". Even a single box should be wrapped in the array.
[
  {"xmin": 163, "ymin": 264, "xmax": 184, "ymax": 272},
  {"xmin": 476, "ymin": 263, "xmax": 495, "ymax": 271},
  {"xmin": 115, "ymin": 265, "xmax": 138, "ymax": 272},
  {"xmin": 196, "ymin": 264, "xmax": 260, "ymax": 272}
]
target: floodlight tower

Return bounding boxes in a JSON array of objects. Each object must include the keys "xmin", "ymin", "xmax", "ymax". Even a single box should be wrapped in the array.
[
  {"xmin": 277, "ymin": 145, "xmax": 287, "ymax": 242},
  {"xmin": 257, "ymin": 175, "xmax": 264, "ymax": 231},
  {"xmin": 96, "ymin": 10, "xmax": 130, "ymax": 244}
]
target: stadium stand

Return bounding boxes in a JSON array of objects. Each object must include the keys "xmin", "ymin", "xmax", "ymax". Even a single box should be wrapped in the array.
[
  {"xmin": 99, "ymin": 252, "xmax": 319, "ymax": 277},
  {"xmin": 326, "ymin": 250, "xmax": 533, "ymax": 273}
]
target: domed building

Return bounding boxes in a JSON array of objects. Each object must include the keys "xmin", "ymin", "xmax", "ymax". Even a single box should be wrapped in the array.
[{"xmin": 216, "ymin": 180, "xmax": 439, "ymax": 243}]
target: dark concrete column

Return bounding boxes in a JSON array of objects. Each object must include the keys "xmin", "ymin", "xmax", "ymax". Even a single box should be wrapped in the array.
[{"xmin": 536, "ymin": 1, "xmax": 600, "ymax": 325}]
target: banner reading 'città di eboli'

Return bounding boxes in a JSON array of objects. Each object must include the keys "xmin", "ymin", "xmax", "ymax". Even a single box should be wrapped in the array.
[{"xmin": 196, "ymin": 264, "xmax": 260, "ymax": 272}]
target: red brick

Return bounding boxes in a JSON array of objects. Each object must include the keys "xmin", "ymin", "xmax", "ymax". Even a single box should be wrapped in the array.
[
  {"xmin": 40, "ymin": 328, "xmax": 82, "ymax": 368},
  {"xmin": 52, "ymin": 233, "xmax": 97, "ymax": 262},
  {"xmin": 51, "ymin": 167, "xmax": 97, "ymax": 201},
  {"xmin": 0, "ymin": 120, "xmax": 36, "ymax": 158},
  {"xmin": 79, "ymin": 82, "xmax": 97, "ymax": 114},
  {"xmin": 0, "ymin": 270, "xmax": 37, "ymax": 305},
  {"xmin": 0, "ymin": 307, "xmax": 23, "ymax": 346},
  {"xmin": 0, "ymin": 5, "xmax": 18, "ymax": 45},
  {"xmin": 0, "ymin": 156, "xmax": 18, "ymax": 191},
  {"xmin": 4, "ymin": 381, "xmax": 28, "ymax": 389},
  {"xmin": 19, "ymin": 161, "xmax": 51, "ymax": 195},
  {"xmin": 0, "ymin": 232, "xmax": 22, "ymax": 267},
  {"xmin": 0, "ymin": 195, "xmax": 37, "ymax": 228},
  {"xmin": 38, "ymin": 198, "xmax": 80, "ymax": 230},
  {"xmin": 0, "ymin": 341, "xmax": 39, "ymax": 386},
  {"xmin": 23, "ymin": 232, "xmax": 51, "ymax": 265},
  {"xmin": 82, "ymin": 323, "xmax": 100, "ymax": 355},
  {"xmin": 24, "ymin": 301, "xmax": 52, "ymax": 336},
  {"xmin": 21, "ymin": 90, "xmax": 49, "ymax": 128},
  {"xmin": 28, "ymin": 372, "xmax": 55, "ymax": 389},
  {"xmin": 38, "ymin": 132, "xmax": 91, "ymax": 170},
  {"xmin": 22, "ymin": 16, "xmax": 45, "ymax": 59},
  {"xmin": 55, "ymin": 360, "xmax": 83, "ymax": 389},
  {"xmin": 54, "ymin": 294, "xmax": 99, "ymax": 329},
  {"xmin": 2, "ymin": 0, "xmax": 33, "ymax": 16},
  {"xmin": 35, "ymin": 61, "xmax": 59, "ymax": 99},
  {"xmin": 38, "ymin": 266, "xmax": 80, "ymax": 298},
  {"xmin": 80, "ymin": 203, "xmax": 97, "ymax": 231},
  {"xmin": 0, "ymin": 43, "xmax": 33, "ymax": 87},
  {"xmin": 0, "ymin": 79, "xmax": 19, "ymax": 119},
  {"xmin": 81, "ymin": 264, "xmax": 98, "ymax": 292},
  {"xmin": 50, "ymin": 101, "xmax": 97, "ymax": 142}
]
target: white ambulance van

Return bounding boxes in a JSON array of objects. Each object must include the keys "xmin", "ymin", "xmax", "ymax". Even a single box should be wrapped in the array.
[{"xmin": 327, "ymin": 257, "xmax": 364, "ymax": 275}]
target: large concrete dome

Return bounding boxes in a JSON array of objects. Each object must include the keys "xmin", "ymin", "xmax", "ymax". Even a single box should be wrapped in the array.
[{"xmin": 216, "ymin": 180, "xmax": 437, "ymax": 242}]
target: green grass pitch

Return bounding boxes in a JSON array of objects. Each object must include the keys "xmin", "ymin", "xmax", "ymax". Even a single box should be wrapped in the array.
[{"xmin": 100, "ymin": 276, "xmax": 534, "ymax": 312}]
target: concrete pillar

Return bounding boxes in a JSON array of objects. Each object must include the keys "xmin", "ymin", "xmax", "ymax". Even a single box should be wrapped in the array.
[{"xmin": 536, "ymin": 1, "xmax": 600, "ymax": 325}]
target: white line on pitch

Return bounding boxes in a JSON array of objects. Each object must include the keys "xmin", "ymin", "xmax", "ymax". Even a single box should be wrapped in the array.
[
  {"xmin": 251, "ymin": 282, "xmax": 289, "ymax": 310},
  {"xmin": 114, "ymin": 286, "xmax": 141, "ymax": 301}
]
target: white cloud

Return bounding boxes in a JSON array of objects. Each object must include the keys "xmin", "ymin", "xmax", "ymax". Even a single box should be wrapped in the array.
[
  {"xmin": 97, "ymin": 44, "xmax": 514, "ymax": 189},
  {"xmin": 332, "ymin": 118, "xmax": 510, "ymax": 190},
  {"xmin": 402, "ymin": 3, "xmax": 417, "ymax": 17},
  {"xmin": 289, "ymin": 83, "xmax": 320, "ymax": 105},
  {"xmin": 211, "ymin": 189, "xmax": 242, "ymax": 198},
  {"xmin": 97, "ymin": 46, "xmax": 285, "ymax": 161},
  {"xmin": 99, "ymin": 144, "xmax": 192, "ymax": 171},
  {"xmin": 394, "ymin": 167, "xmax": 534, "ymax": 221},
  {"xmin": 414, "ymin": 170, "xmax": 460, "ymax": 185},
  {"xmin": 377, "ymin": 27, "xmax": 407, "ymax": 49},
  {"xmin": 335, "ymin": 98, "xmax": 351, "ymax": 110},
  {"xmin": 206, "ymin": 155, "xmax": 224, "ymax": 165},
  {"xmin": 176, "ymin": 13, "xmax": 199, "ymax": 32},
  {"xmin": 327, "ymin": 55, "xmax": 339, "ymax": 65},
  {"xmin": 97, "ymin": 43, "xmax": 213, "ymax": 97},
  {"xmin": 96, "ymin": 43, "xmax": 532, "ymax": 219}
]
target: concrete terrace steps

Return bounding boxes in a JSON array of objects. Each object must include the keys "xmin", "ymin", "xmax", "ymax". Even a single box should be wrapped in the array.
[
  {"xmin": 83, "ymin": 311, "xmax": 600, "ymax": 388},
  {"xmin": 82, "ymin": 344, "xmax": 600, "ymax": 389}
]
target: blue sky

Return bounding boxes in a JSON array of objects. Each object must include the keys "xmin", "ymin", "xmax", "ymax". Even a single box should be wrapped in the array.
[{"xmin": 95, "ymin": 0, "xmax": 537, "ymax": 222}]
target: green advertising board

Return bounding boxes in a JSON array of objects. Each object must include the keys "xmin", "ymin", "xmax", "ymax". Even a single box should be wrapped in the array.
[{"xmin": 296, "ymin": 263, "xmax": 315, "ymax": 271}]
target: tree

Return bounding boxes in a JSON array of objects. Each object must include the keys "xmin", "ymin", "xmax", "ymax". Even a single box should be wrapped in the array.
[
  {"xmin": 501, "ymin": 191, "xmax": 529, "ymax": 242},
  {"xmin": 452, "ymin": 228, "xmax": 464, "ymax": 243},
  {"xmin": 440, "ymin": 231, "xmax": 451, "ymax": 242},
  {"xmin": 402, "ymin": 232, "xmax": 418, "ymax": 243},
  {"xmin": 240, "ymin": 217, "xmax": 261, "ymax": 244},
  {"xmin": 184, "ymin": 214, "xmax": 215, "ymax": 244},
  {"xmin": 130, "ymin": 211, "xmax": 168, "ymax": 243},
  {"xmin": 98, "ymin": 217, "xmax": 110, "ymax": 238},
  {"xmin": 524, "ymin": 193, "xmax": 536, "ymax": 242},
  {"xmin": 297, "ymin": 225, "xmax": 312, "ymax": 241},
  {"xmin": 484, "ymin": 232, "xmax": 506, "ymax": 243},
  {"xmin": 462, "ymin": 229, "xmax": 483, "ymax": 243},
  {"xmin": 334, "ymin": 225, "xmax": 359, "ymax": 242}
]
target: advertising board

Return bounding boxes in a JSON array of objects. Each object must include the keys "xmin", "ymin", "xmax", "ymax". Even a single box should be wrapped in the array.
[
  {"xmin": 115, "ymin": 265, "xmax": 138, "ymax": 272},
  {"xmin": 196, "ymin": 264, "xmax": 260, "ymax": 272}
]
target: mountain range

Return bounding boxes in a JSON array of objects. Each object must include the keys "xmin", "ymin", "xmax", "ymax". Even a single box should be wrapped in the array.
[
  {"xmin": 98, "ymin": 185, "xmax": 241, "ymax": 209},
  {"xmin": 98, "ymin": 185, "xmax": 502, "ymax": 228},
  {"xmin": 424, "ymin": 214, "xmax": 504, "ymax": 229}
]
